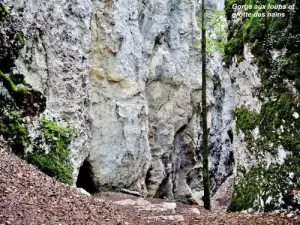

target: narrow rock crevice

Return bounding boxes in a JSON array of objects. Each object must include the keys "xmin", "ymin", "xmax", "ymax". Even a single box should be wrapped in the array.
[
  {"xmin": 76, "ymin": 159, "xmax": 97, "ymax": 194},
  {"xmin": 227, "ymin": 129, "xmax": 233, "ymax": 144}
]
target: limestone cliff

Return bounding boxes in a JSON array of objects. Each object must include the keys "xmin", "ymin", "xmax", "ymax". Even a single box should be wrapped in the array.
[
  {"xmin": 0, "ymin": 0, "xmax": 237, "ymax": 204},
  {"xmin": 88, "ymin": 0, "xmax": 234, "ymax": 203},
  {"xmin": 4, "ymin": 0, "xmax": 299, "ymax": 211},
  {"xmin": 4, "ymin": 0, "xmax": 93, "ymax": 179}
]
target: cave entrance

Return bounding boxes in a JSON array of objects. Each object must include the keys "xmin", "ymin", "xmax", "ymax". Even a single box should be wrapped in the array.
[{"xmin": 76, "ymin": 159, "xmax": 97, "ymax": 194}]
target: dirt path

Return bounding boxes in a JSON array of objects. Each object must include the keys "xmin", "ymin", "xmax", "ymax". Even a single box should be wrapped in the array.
[{"xmin": 0, "ymin": 146, "xmax": 299, "ymax": 225}]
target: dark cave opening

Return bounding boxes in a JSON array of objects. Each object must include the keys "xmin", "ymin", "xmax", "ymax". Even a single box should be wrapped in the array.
[
  {"xmin": 76, "ymin": 159, "xmax": 97, "ymax": 194},
  {"xmin": 227, "ymin": 129, "xmax": 233, "ymax": 144}
]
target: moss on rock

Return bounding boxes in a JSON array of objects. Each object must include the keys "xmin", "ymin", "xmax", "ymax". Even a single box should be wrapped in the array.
[
  {"xmin": 0, "ymin": 109, "xmax": 30, "ymax": 156},
  {"xmin": 0, "ymin": 5, "xmax": 73, "ymax": 185},
  {"xmin": 229, "ymin": 162, "xmax": 296, "ymax": 212},
  {"xmin": 26, "ymin": 117, "xmax": 74, "ymax": 185},
  {"xmin": 234, "ymin": 108, "xmax": 259, "ymax": 136},
  {"xmin": 226, "ymin": 0, "xmax": 300, "ymax": 211}
]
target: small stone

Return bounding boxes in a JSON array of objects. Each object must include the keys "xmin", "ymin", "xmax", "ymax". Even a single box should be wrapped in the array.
[
  {"xmin": 161, "ymin": 202, "xmax": 176, "ymax": 213},
  {"xmin": 114, "ymin": 199, "xmax": 136, "ymax": 206},
  {"xmin": 120, "ymin": 189, "xmax": 142, "ymax": 197},
  {"xmin": 76, "ymin": 188, "xmax": 91, "ymax": 196},
  {"xmin": 190, "ymin": 208, "xmax": 201, "ymax": 215},
  {"xmin": 135, "ymin": 198, "xmax": 151, "ymax": 206},
  {"xmin": 147, "ymin": 215, "xmax": 184, "ymax": 222}
]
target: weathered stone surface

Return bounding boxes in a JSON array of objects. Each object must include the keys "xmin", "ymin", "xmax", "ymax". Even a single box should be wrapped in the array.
[
  {"xmin": 113, "ymin": 198, "xmax": 176, "ymax": 213},
  {"xmin": 89, "ymin": 0, "xmax": 235, "ymax": 204},
  {"xmin": 147, "ymin": 215, "xmax": 184, "ymax": 222},
  {"xmin": 6, "ymin": 0, "xmax": 93, "ymax": 180},
  {"xmin": 5, "ymin": 0, "xmax": 236, "ymax": 204},
  {"xmin": 229, "ymin": 46, "xmax": 262, "ymax": 173},
  {"xmin": 229, "ymin": 46, "xmax": 291, "ymax": 173},
  {"xmin": 73, "ymin": 187, "xmax": 92, "ymax": 197},
  {"xmin": 188, "ymin": 207, "xmax": 201, "ymax": 215}
]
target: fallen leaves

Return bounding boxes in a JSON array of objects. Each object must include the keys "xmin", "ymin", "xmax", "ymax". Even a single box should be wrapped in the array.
[{"xmin": 0, "ymin": 144, "xmax": 299, "ymax": 225}]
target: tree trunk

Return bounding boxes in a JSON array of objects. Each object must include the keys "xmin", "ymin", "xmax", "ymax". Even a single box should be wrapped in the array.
[{"xmin": 201, "ymin": 0, "xmax": 211, "ymax": 211}]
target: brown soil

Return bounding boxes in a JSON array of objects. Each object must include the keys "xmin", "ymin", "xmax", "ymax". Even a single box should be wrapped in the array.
[{"xmin": 0, "ymin": 144, "xmax": 299, "ymax": 225}]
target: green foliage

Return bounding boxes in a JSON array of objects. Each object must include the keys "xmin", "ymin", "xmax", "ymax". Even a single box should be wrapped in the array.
[
  {"xmin": 0, "ymin": 70, "xmax": 18, "ymax": 92},
  {"xmin": 0, "ymin": 71, "xmax": 28, "ymax": 94},
  {"xmin": 233, "ymin": 108, "xmax": 259, "ymax": 135},
  {"xmin": 26, "ymin": 117, "xmax": 74, "ymax": 185},
  {"xmin": 225, "ymin": 0, "xmax": 245, "ymax": 20},
  {"xmin": 229, "ymin": 162, "xmax": 295, "ymax": 212},
  {"xmin": 0, "ymin": 3, "xmax": 9, "ymax": 23},
  {"xmin": 243, "ymin": 16, "xmax": 265, "ymax": 42},
  {"xmin": 196, "ymin": 10, "xmax": 227, "ymax": 54},
  {"xmin": 16, "ymin": 32, "xmax": 25, "ymax": 46},
  {"xmin": 0, "ymin": 110, "xmax": 30, "ymax": 156},
  {"xmin": 224, "ymin": 30, "xmax": 244, "ymax": 64},
  {"xmin": 207, "ymin": 10, "xmax": 227, "ymax": 53},
  {"xmin": 0, "ymin": 71, "xmax": 30, "ymax": 156},
  {"xmin": 226, "ymin": 0, "xmax": 300, "ymax": 211},
  {"xmin": 260, "ymin": 92, "xmax": 300, "ymax": 151},
  {"xmin": 0, "ymin": 70, "xmax": 31, "ymax": 112}
]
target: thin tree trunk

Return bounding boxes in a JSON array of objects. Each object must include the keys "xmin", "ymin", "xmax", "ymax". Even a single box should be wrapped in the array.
[{"xmin": 201, "ymin": 0, "xmax": 210, "ymax": 211}]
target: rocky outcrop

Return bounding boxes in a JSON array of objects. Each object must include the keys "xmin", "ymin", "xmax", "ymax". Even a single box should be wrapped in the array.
[
  {"xmin": 5, "ymin": 0, "xmax": 93, "ymax": 179},
  {"xmin": 89, "ymin": 0, "xmax": 235, "ymax": 203},
  {"xmin": 89, "ymin": 0, "xmax": 203, "ymax": 199},
  {"xmin": 2, "ymin": 0, "xmax": 236, "ymax": 204},
  {"xmin": 2, "ymin": 0, "xmax": 300, "ymax": 212}
]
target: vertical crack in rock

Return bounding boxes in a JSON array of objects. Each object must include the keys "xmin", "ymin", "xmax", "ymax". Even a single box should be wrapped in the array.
[{"xmin": 37, "ymin": 29, "xmax": 50, "ymax": 96}]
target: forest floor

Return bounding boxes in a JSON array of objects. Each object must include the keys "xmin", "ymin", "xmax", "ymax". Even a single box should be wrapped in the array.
[{"xmin": 0, "ymin": 144, "xmax": 299, "ymax": 225}]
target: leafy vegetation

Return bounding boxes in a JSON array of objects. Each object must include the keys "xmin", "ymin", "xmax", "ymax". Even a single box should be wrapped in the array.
[
  {"xmin": 197, "ymin": 10, "xmax": 227, "ymax": 54},
  {"xmin": 229, "ymin": 162, "xmax": 295, "ymax": 212},
  {"xmin": 226, "ymin": 0, "xmax": 300, "ymax": 211},
  {"xmin": 0, "ymin": 2, "xmax": 9, "ymax": 23}
]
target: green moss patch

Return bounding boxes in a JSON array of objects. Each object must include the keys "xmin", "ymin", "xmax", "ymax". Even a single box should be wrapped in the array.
[
  {"xmin": 226, "ymin": 0, "xmax": 300, "ymax": 211},
  {"xmin": 0, "ymin": 3, "xmax": 10, "ymax": 23},
  {"xmin": 234, "ymin": 108, "xmax": 259, "ymax": 136},
  {"xmin": 229, "ymin": 161, "xmax": 295, "ymax": 212},
  {"xmin": 26, "ymin": 117, "xmax": 74, "ymax": 185},
  {"xmin": 0, "ymin": 109, "xmax": 30, "ymax": 156}
]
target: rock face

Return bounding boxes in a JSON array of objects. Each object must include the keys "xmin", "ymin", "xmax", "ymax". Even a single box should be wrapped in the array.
[
  {"xmin": 5, "ymin": 0, "xmax": 93, "ymax": 179},
  {"xmin": 4, "ymin": 0, "xmax": 235, "ymax": 203},
  {"xmin": 89, "ymin": 0, "xmax": 204, "ymax": 199},
  {"xmin": 229, "ymin": 45, "xmax": 262, "ymax": 173},
  {"xmin": 3, "ymin": 0, "xmax": 300, "ymax": 212},
  {"xmin": 89, "ymin": 0, "xmax": 234, "ymax": 203}
]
